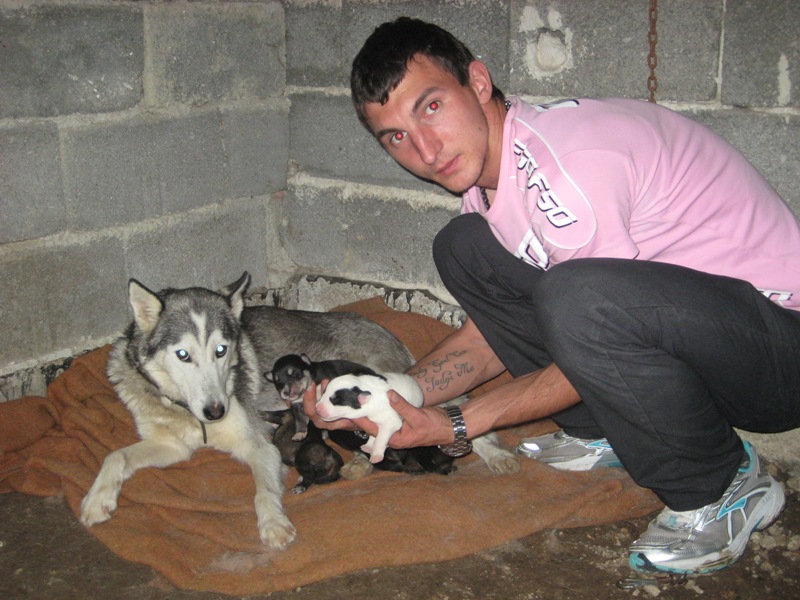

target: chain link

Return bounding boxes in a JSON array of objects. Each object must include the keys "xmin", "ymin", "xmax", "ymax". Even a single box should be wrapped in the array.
[{"xmin": 647, "ymin": 0, "xmax": 659, "ymax": 103}]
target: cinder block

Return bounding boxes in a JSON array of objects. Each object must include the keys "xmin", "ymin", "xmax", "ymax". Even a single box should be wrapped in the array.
[
  {"xmin": 510, "ymin": 0, "xmax": 719, "ymax": 101},
  {"xmin": 148, "ymin": 2, "xmax": 285, "ymax": 107},
  {"xmin": 289, "ymin": 92, "xmax": 441, "ymax": 191},
  {"xmin": 688, "ymin": 109, "xmax": 800, "ymax": 214},
  {"xmin": 282, "ymin": 180, "xmax": 456, "ymax": 288},
  {"xmin": 225, "ymin": 107, "xmax": 289, "ymax": 198},
  {"xmin": 0, "ymin": 4, "xmax": 143, "ymax": 119},
  {"xmin": 0, "ymin": 123, "xmax": 64, "ymax": 243},
  {"xmin": 286, "ymin": 3, "xmax": 345, "ymax": 87},
  {"xmin": 0, "ymin": 237, "xmax": 127, "ymax": 367},
  {"xmin": 62, "ymin": 113, "xmax": 226, "ymax": 230},
  {"xmin": 122, "ymin": 198, "xmax": 286, "ymax": 293},
  {"xmin": 723, "ymin": 0, "xmax": 800, "ymax": 107}
]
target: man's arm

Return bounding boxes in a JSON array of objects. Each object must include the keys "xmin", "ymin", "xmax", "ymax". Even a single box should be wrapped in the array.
[
  {"xmin": 384, "ymin": 362, "xmax": 580, "ymax": 447},
  {"xmin": 407, "ymin": 317, "xmax": 506, "ymax": 406}
]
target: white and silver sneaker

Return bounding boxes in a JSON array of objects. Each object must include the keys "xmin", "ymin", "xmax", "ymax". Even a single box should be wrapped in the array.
[
  {"xmin": 629, "ymin": 442, "xmax": 785, "ymax": 574},
  {"xmin": 516, "ymin": 430, "xmax": 622, "ymax": 471}
]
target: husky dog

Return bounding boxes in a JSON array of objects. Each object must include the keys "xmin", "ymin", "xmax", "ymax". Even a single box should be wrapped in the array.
[{"xmin": 79, "ymin": 272, "xmax": 415, "ymax": 548}]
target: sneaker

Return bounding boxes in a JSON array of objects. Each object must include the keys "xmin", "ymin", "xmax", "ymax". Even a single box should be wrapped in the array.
[
  {"xmin": 628, "ymin": 442, "xmax": 785, "ymax": 574},
  {"xmin": 516, "ymin": 430, "xmax": 622, "ymax": 471}
]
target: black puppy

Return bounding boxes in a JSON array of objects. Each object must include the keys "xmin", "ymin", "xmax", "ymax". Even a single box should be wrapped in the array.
[{"xmin": 261, "ymin": 408, "xmax": 343, "ymax": 494}]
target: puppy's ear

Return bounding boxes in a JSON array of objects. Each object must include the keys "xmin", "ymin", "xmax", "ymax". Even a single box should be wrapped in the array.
[
  {"xmin": 357, "ymin": 391, "xmax": 372, "ymax": 406},
  {"xmin": 301, "ymin": 353, "xmax": 312, "ymax": 366},
  {"xmin": 265, "ymin": 371, "xmax": 275, "ymax": 383},
  {"xmin": 128, "ymin": 279, "xmax": 163, "ymax": 334}
]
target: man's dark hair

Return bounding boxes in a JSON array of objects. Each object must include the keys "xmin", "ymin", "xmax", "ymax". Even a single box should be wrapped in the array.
[{"xmin": 351, "ymin": 17, "xmax": 503, "ymax": 130}]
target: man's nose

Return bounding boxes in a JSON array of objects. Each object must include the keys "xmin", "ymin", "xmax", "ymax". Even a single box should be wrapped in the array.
[{"xmin": 414, "ymin": 129, "xmax": 441, "ymax": 165}]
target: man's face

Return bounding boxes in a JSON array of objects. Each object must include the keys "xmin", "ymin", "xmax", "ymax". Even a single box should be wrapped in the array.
[{"xmin": 363, "ymin": 55, "xmax": 491, "ymax": 194}]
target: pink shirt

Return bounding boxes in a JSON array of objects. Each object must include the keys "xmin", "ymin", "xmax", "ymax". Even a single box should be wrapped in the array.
[{"xmin": 462, "ymin": 98, "xmax": 800, "ymax": 310}]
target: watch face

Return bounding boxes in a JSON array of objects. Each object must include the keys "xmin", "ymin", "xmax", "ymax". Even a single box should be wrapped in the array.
[{"xmin": 438, "ymin": 441, "xmax": 473, "ymax": 458}]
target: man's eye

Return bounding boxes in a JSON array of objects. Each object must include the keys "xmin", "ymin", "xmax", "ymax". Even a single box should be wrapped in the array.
[
  {"xmin": 426, "ymin": 101, "xmax": 440, "ymax": 114},
  {"xmin": 390, "ymin": 131, "xmax": 407, "ymax": 145}
]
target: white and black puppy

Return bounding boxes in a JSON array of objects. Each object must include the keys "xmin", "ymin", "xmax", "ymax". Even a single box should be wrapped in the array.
[{"xmin": 316, "ymin": 373, "xmax": 424, "ymax": 463}]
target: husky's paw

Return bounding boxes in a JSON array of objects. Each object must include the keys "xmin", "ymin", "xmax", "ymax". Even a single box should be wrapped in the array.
[
  {"xmin": 472, "ymin": 434, "xmax": 521, "ymax": 475},
  {"xmin": 482, "ymin": 448, "xmax": 520, "ymax": 475},
  {"xmin": 259, "ymin": 515, "xmax": 296, "ymax": 550},
  {"xmin": 339, "ymin": 453, "xmax": 374, "ymax": 480},
  {"xmin": 80, "ymin": 485, "xmax": 120, "ymax": 526}
]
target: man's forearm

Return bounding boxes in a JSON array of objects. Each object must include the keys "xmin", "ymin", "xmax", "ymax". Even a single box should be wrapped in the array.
[
  {"xmin": 405, "ymin": 318, "xmax": 506, "ymax": 406},
  {"xmin": 460, "ymin": 362, "xmax": 580, "ymax": 439}
]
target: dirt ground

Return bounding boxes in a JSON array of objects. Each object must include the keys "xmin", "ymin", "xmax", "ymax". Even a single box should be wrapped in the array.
[{"xmin": 1, "ymin": 465, "xmax": 799, "ymax": 600}]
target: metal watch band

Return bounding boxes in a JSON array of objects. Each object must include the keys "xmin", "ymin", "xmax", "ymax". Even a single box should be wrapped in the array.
[{"xmin": 438, "ymin": 405, "xmax": 473, "ymax": 458}]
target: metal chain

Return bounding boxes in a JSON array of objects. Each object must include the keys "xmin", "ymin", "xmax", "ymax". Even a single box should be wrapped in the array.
[{"xmin": 647, "ymin": 0, "xmax": 659, "ymax": 103}]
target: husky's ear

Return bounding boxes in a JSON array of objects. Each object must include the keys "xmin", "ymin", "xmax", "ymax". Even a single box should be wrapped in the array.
[
  {"xmin": 221, "ymin": 272, "xmax": 250, "ymax": 320},
  {"xmin": 128, "ymin": 279, "xmax": 163, "ymax": 334}
]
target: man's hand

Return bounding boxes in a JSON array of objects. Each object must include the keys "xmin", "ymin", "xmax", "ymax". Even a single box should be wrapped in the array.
[{"xmin": 373, "ymin": 390, "xmax": 454, "ymax": 449}]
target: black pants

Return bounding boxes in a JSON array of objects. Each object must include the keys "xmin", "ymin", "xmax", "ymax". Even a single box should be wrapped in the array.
[{"xmin": 433, "ymin": 213, "xmax": 800, "ymax": 510}]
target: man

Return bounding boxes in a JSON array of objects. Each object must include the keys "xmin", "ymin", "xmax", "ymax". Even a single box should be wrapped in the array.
[{"xmin": 306, "ymin": 17, "xmax": 800, "ymax": 575}]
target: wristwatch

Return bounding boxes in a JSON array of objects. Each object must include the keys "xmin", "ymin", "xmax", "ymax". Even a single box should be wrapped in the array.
[{"xmin": 438, "ymin": 405, "xmax": 473, "ymax": 457}]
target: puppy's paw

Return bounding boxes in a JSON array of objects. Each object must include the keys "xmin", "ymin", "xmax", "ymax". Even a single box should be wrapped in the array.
[
  {"xmin": 291, "ymin": 431, "xmax": 307, "ymax": 442},
  {"xmin": 367, "ymin": 449, "xmax": 385, "ymax": 464},
  {"xmin": 259, "ymin": 515, "xmax": 296, "ymax": 550},
  {"xmin": 340, "ymin": 454, "xmax": 374, "ymax": 480}
]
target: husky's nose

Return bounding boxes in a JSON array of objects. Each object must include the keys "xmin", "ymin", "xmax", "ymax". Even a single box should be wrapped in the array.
[{"xmin": 203, "ymin": 403, "xmax": 226, "ymax": 421}]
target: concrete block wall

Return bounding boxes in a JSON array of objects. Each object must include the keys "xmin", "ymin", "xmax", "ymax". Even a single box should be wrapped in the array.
[
  {"xmin": 1, "ymin": 1, "xmax": 296, "ymax": 399},
  {"xmin": 2, "ymin": 1, "xmax": 799, "ymax": 464}
]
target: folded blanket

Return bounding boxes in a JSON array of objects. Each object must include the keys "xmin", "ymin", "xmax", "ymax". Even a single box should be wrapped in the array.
[{"xmin": 0, "ymin": 297, "xmax": 661, "ymax": 595}]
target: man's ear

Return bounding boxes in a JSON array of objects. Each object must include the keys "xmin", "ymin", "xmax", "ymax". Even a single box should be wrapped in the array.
[{"xmin": 468, "ymin": 61, "xmax": 494, "ymax": 104}]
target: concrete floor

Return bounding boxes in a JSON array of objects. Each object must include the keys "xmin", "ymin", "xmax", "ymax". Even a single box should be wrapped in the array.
[{"xmin": 2, "ymin": 465, "xmax": 799, "ymax": 600}]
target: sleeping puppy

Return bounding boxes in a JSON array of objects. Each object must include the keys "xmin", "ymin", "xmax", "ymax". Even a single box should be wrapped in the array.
[
  {"xmin": 261, "ymin": 408, "xmax": 343, "ymax": 494},
  {"xmin": 316, "ymin": 373, "xmax": 424, "ymax": 464}
]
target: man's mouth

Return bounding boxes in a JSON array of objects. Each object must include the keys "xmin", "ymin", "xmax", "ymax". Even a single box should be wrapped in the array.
[{"xmin": 436, "ymin": 156, "xmax": 459, "ymax": 178}]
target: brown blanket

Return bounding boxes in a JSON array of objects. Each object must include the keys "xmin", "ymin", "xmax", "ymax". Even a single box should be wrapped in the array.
[{"xmin": 0, "ymin": 297, "xmax": 661, "ymax": 595}]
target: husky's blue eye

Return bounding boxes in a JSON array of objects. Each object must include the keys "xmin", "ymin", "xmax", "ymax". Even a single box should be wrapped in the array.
[
  {"xmin": 215, "ymin": 344, "xmax": 227, "ymax": 358},
  {"xmin": 176, "ymin": 349, "xmax": 191, "ymax": 362}
]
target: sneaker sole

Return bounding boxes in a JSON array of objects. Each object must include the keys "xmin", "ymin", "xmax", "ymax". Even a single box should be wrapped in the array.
[{"xmin": 629, "ymin": 477, "xmax": 786, "ymax": 574}]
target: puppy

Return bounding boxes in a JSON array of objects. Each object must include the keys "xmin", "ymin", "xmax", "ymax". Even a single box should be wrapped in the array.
[
  {"xmin": 265, "ymin": 353, "xmax": 376, "ymax": 442},
  {"xmin": 261, "ymin": 409, "xmax": 343, "ymax": 494},
  {"xmin": 316, "ymin": 373, "xmax": 424, "ymax": 464}
]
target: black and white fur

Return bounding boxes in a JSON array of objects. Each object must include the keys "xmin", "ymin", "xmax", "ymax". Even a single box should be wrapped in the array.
[
  {"xmin": 316, "ymin": 373, "xmax": 424, "ymax": 463},
  {"xmin": 79, "ymin": 272, "xmax": 417, "ymax": 548},
  {"xmin": 266, "ymin": 354, "xmax": 457, "ymax": 478},
  {"xmin": 265, "ymin": 353, "xmax": 376, "ymax": 441}
]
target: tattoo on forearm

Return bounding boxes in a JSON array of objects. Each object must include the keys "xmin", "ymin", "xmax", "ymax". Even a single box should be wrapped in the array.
[{"xmin": 409, "ymin": 351, "xmax": 475, "ymax": 393}]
